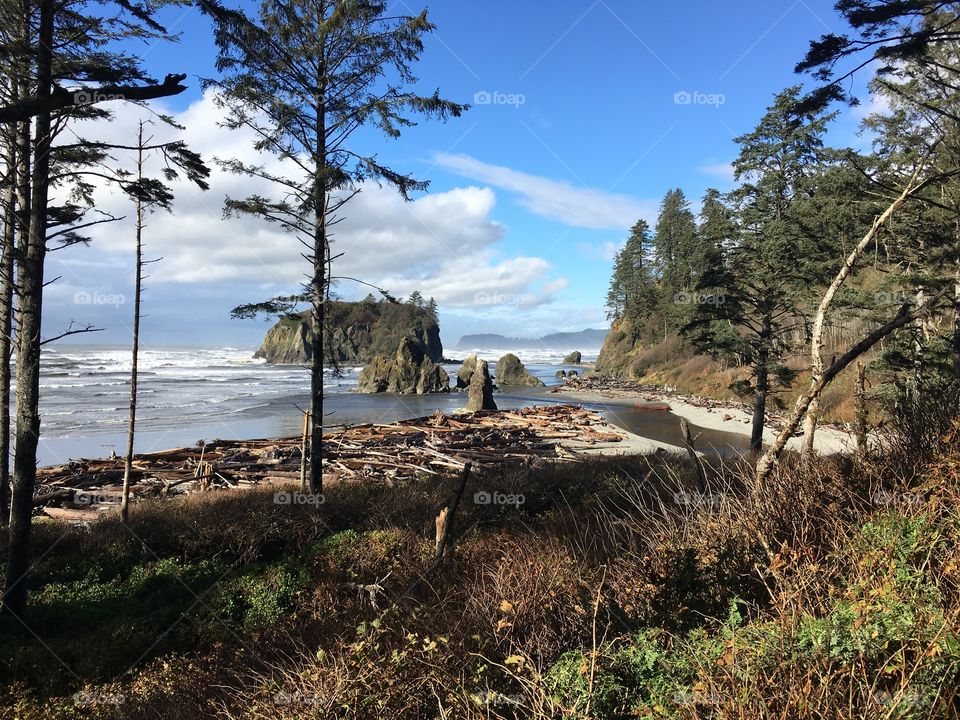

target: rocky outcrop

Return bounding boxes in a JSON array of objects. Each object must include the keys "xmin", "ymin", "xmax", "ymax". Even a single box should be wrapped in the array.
[
  {"xmin": 357, "ymin": 338, "xmax": 449, "ymax": 394},
  {"xmin": 456, "ymin": 353, "xmax": 479, "ymax": 389},
  {"xmin": 466, "ymin": 359, "xmax": 497, "ymax": 411},
  {"xmin": 595, "ymin": 317, "xmax": 638, "ymax": 377},
  {"xmin": 495, "ymin": 353, "xmax": 545, "ymax": 387},
  {"xmin": 563, "ymin": 351, "xmax": 582, "ymax": 364},
  {"xmin": 255, "ymin": 300, "xmax": 443, "ymax": 365}
]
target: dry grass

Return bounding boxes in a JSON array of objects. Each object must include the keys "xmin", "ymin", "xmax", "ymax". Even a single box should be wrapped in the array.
[{"xmin": 2, "ymin": 419, "xmax": 960, "ymax": 718}]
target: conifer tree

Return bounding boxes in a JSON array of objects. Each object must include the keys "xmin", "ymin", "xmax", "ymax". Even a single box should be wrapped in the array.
[
  {"xmin": 204, "ymin": 0, "xmax": 466, "ymax": 495},
  {"xmin": 687, "ymin": 87, "xmax": 836, "ymax": 451}
]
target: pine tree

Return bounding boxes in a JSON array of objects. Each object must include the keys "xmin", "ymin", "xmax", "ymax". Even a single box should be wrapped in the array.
[
  {"xmin": 697, "ymin": 188, "xmax": 734, "ymax": 268},
  {"xmin": 408, "ymin": 291, "xmax": 424, "ymax": 308},
  {"xmin": 686, "ymin": 87, "xmax": 836, "ymax": 451},
  {"xmin": 204, "ymin": 0, "xmax": 466, "ymax": 495},
  {"xmin": 606, "ymin": 219, "xmax": 653, "ymax": 321},
  {"xmin": 1, "ymin": 0, "xmax": 192, "ymax": 614},
  {"xmin": 425, "ymin": 296, "xmax": 439, "ymax": 323}
]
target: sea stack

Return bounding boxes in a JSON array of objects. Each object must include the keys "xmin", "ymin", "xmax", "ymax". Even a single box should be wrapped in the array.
[
  {"xmin": 563, "ymin": 351, "xmax": 582, "ymax": 364},
  {"xmin": 456, "ymin": 353, "xmax": 479, "ymax": 389},
  {"xmin": 466, "ymin": 359, "xmax": 497, "ymax": 411},
  {"xmin": 495, "ymin": 353, "xmax": 545, "ymax": 387},
  {"xmin": 357, "ymin": 338, "xmax": 449, "ymax": 394}
]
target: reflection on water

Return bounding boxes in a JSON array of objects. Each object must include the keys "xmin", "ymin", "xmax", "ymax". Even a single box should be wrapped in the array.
[{"xmin": 323, "ymin": 386, "xmax": 750, "ymax": 457}]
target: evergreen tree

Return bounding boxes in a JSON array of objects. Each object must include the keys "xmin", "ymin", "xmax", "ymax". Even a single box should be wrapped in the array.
[
  {"xmin": 606, "ymin": 219, "xmax": 653, "ymax": 321},
  {"xmin": 408, "ymin": 290, "xmax": 424, "ymax": 308},
  {"xmin": 698, "ymin": 188, "xmax": 734, "ymax": 268},
  {"xmin": 1, "ymin": 0, "xmax": 193, "ymax": 614},
  {"xmin": 425, "ymin": 296, "xmax": 439, "ymax": 323},
  {"xmin": 686, "ymin": 87, "xmax": 836, "ymax": 450},
  {"xmin": 652, "ymin": 188, "xmax": 697, "ymax": 299},
  {"xmin": 204, "ymin": 0, "xmax": 466, "ymax": 495}
]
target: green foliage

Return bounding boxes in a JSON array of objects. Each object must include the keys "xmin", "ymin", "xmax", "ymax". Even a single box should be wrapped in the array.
[{"xmin": 212, "ymin": 563, "xmax": 310, "ymax": 631}]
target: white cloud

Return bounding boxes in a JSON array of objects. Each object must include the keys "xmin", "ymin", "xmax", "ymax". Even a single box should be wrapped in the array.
[
  {"xmin": 577, "ymin": 240, "xmax": 621, "ymax": 262},
  {"xmin": 55, "ymin": 91, "xmax": 568, "ymax": 311},
  {"xmin": 433, "ymin": 152, "xmax": 658, "ymax": 230},
  {"xmin": 698, "ymin": 162, "xmax": 735, "ymax": 181}
]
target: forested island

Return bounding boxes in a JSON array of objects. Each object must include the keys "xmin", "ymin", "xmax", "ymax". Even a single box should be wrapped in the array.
[{"xmin": 3, "ymin": 2, "xmax": 960, "ymax": 719}]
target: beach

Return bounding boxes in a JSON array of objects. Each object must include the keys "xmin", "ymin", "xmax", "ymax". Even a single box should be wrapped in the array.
[
  {"xmin": 36, "ymin": 344, "xmax": 855, "ymax": 466},
  {"xmin": 555, "ymin": 384, "xmax": 857, "ymax": 455}
]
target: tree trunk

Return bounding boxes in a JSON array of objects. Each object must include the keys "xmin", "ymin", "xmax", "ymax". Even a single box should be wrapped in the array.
[
  {"xmin": 801, "ymin": 164, "xmax": 929, "ymax": 454},
  {"xmin": 3, "ymin": 0, "xmax": 53, "ymax": 614},
  {"xmin": 308, "ymin": 89, "xmax": 326, "ymax": 496},
  {"xmin": 0, "ymin": 131, "xmax": 15, "ymax": 526},
  {"xmin": 750, "ymin": 313, "xmax": 771, "ymax": 452},
  {"xmin": 121, "ymin": 126, "xmax": 145, "ymax": 523},
  {"xmin": 953, "ymin": 249, "xmax": 960, "ymax": 381},
  {"xmin": 755, "ymin": 298, "xmax": 937, "ymax": 485},
  {"xmin": 854, "ymin": 361, "xmax": 868, "ymax": 455}
]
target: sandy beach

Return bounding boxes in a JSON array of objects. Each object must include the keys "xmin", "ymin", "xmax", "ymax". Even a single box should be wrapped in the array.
[{"xmin": 555, "ymin": 386, "xmax": 857, "ymax": 455}]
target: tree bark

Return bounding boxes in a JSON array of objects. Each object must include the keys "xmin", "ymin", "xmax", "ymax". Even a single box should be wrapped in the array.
[
  {"xmin": 308, "ymin": 52, "xmax": 327, "ymax": 496},
  {"xmin": 801, "ymin": 164, "xmax": 928, "ymax": 454},
  {"xmin": 953, "ymin": 251, "xmax": 960, "ymax": 381},
  {"xmin": 0, "ymin": 74, "xmax": 188, "ymax": 123},
  {"xmin": 0, "ymin": 133, "xmax": 14, "ymax": 527},
  {"xmin": 750, "ymin": 312, "xmax": 772, "ymax": 452},
  {"xmin": 854, "ymin": 361, "xmax": 868, "ymax": 455},
  {"xmin": 120, "ymin": 125, "xmax": 145, "ymax": 523},
  {"xmin": 3, "ymin": 0, "xmax": 53, "ymax": 614},
  {"xmin": 755, "ymin": 297, "xmax": 941, "ymax": 485}
]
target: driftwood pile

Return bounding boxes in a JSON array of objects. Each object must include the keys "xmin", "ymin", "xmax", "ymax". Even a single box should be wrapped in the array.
[
  {"xmin": 35, "ymin": 439, "xmax": 304, "ymax": 522},
  {"xmin": 322, "ymin": 404, "xmax": 624, "ymax": 483},
  {"xmin": 553, "ymin": 375, "xmax": 659, "ymax": 395},
  {"xmin": 33, "ymin": 405, "xmax": 625, "ymax": 521}
]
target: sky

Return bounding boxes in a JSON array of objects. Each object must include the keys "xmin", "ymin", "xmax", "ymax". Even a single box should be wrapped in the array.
[{"xmin": 44, "ymin": 0, "xmax": 878, "ymax": 350}]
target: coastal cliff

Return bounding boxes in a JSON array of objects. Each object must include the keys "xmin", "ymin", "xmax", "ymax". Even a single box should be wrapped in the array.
[{"xmin": 254, "ymin": 300, "xmax": 443, "ymax": 365}]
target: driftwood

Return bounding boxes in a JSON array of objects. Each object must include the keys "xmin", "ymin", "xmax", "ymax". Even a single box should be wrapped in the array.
[
  {"xmin": 321, "ymin": 405, "xmax": 623, "ymax": 483},
  {"xmin": 32, "ymin": 405, "xmax": 624, "ymax": 520},
  {"xmin": 679, "ymin": 418, "xmax": 707, "ymax": 494}
]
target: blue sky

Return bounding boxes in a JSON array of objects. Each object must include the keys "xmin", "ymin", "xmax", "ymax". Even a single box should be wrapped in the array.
[{"xmin": 45, "ymin": 0, "xmax": 875, "ymax": 350}]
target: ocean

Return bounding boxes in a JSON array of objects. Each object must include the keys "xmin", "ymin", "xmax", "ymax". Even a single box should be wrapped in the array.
[
  {"xmin": 32, "ymin": 345, "xmax": 599, "ymax": 466},
  {"xmin": 33, "ymin": 345, "xmax": 748, "ymax": 466}
]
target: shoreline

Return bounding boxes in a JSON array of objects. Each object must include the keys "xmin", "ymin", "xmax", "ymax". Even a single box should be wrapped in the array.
[{"xmin": 555, "ymin": 385, "xmax": 856, "ymax": 455}]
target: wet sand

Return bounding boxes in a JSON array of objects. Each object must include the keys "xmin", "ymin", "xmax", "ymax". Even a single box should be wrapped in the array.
[{"xmin": 557, "ymin": 388, "xmax": 856, "ymax": 455}]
